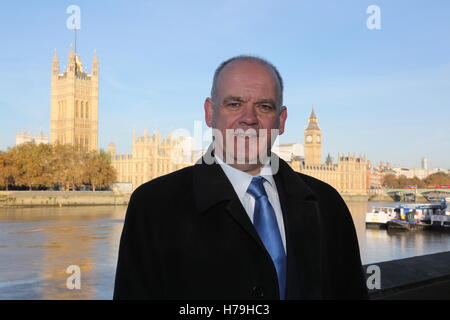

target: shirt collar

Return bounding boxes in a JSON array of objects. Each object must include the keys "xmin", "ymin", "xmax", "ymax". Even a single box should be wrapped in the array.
[{"xmin": 215, "ymin": 155, "xmax": 276, "ymax": 201}]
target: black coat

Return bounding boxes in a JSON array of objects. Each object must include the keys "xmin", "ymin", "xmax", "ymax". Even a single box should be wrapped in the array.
[{"xmin": 113, "ymin": 153, "xmax": 368, "ymax": 300}]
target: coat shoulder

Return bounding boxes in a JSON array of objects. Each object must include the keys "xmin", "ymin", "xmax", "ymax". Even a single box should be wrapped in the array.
[{"xmin": 129, "ymin": 165, "xmax": 194, "ymax": 205}]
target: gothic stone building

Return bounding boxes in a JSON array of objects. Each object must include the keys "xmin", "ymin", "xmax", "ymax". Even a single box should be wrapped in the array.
[
  {"xmin": 109, "ymin": 130, "xmax": 194, "ymax": 190},
  {"xmin": 290, "ymin": 109, "xmax": 367, "ymax": 196},
  {"xmin": 50, "ymin": 48, "xmax": 99, "ymax": 152}
]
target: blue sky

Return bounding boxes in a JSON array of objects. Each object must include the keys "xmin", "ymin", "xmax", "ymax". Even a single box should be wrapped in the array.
[{"xmin": 0, "ymin": 0, "xmax": 449, "ymax": 169}]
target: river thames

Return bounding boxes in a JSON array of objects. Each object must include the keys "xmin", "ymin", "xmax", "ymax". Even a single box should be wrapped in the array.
[{"xmin": 1, "ymin": 202, "xmax": 450, "ymax": 299}]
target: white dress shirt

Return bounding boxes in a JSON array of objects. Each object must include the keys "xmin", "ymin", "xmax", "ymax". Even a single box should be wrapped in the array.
[{"xmin": 215, "ymin": 156, "xmax": 287, "ymax": 253}]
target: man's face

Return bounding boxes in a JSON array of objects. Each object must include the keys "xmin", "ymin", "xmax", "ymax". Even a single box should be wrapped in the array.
[{"xmin": 205, "ymin": 60, "xmax": 287, "ymax": 172}]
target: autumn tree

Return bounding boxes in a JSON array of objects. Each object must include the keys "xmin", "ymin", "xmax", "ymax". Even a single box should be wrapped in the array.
[
  {"xmin": 11, "ymin": 142, "xmax": 46, "ymax": 190},
  {"xmin": 424, "ymin": 172, "xmax": 450, "ymax": 186},
  {"xmin": 82, "ymin": 150, "xmax": 117, "ymax": 191},
  {"xmin": 382, "ymin": 174, "xmax": 398, "ymax": 188},
  {"xmin": 0, "ymin": 143, "xmax": 118, "ymax": 191},
  {"xmin": 51, "ymin": 144, "xmax": 84, "ymax": 191},
  {"xmin": 0, "ymin": 150, "xmax": 19, "ymax": 190}
]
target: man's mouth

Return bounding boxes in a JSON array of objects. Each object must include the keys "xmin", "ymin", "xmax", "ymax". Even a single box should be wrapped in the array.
[
  {"xmin": 232, "ymin": 129, "xmax": 259, "ymax": 138},
  {"xmin": 234, "ymin": 133, "xmax": 257, "ymax": 138}
]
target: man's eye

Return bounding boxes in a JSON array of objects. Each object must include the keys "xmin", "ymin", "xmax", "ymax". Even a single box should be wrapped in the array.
[
  {"xmin": 227, "ymin": 103, "xmax": 240, "ymax": 108},
  {"xmin": 259, "ymin": 104, "xmax": 274, "ymax": 111}
]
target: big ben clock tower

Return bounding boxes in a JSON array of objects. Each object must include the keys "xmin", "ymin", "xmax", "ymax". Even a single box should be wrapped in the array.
[{"xmin": 304, "ymin": 107, "xmax": 322, "ymax": 166}]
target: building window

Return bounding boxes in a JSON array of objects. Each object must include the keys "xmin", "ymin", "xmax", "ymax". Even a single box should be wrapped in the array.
[
  {"xmin": 86, "ymin": 102, "xmax": 89, "ymax": 119},
  {"xmin": 76, "ymin": 101, "xmax": 79, "ymax": 117},
  {"xmin": 81, "ymin": 101, "xmax": 84, "ymax": 118}
]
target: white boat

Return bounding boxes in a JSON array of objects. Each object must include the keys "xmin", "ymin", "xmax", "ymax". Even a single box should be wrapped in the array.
[
  {"xmin": 365, "ymin": 206, "xmax": 398, "ymax": 228},
  {"xmin": 366, "ymin": 198, "xmax": 448, "ymax": 230}
]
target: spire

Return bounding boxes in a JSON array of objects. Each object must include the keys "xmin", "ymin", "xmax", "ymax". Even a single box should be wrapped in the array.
[
  {"xmin": 67, "ymin": 44, "xmax": 76, "ymax": 74},
  {"xmin": 52, "ymin": 48, "xmax": 60, "ymax": 75},
  {"xmin": 75, "ymin": 54, "xmax": 83, "ymax": 73},
  {"xmin": 309, "ymin": 105, "xmax": 317, "ymax": 119},
  {"xmin": 92, "ymin": 49, "xmax": 99, "ymax": 76},
  {"xmin": 306, "ymin": 105, "xmax": 320, "ymax": 131},
  {"xmin": 325, "ymin": 153, "xmax": 333, "ymax": 165},
  {"xmin": 108, "ymin": 142, "xmax": 116, "ymax": 155}
]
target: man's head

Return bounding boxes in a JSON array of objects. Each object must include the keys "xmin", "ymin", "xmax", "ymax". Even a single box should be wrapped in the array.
[{"xmin": 204, "ymin": 55, "xmax": 287, "ymax": 174}]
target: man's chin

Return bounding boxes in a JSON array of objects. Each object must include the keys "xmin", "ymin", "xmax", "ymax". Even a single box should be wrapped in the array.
[
  {"xmin": 230, "ymin": 162, "xmax": 262, "ymax": 174},
  {"xmin": 225, "ymin": 150, "xmax": 271, "ymax": 165}
]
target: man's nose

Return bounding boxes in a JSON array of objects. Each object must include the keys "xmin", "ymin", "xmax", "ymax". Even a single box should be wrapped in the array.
[{"xmin": 239, "ymin": 105, "xmax": 258, "ymax": 125}]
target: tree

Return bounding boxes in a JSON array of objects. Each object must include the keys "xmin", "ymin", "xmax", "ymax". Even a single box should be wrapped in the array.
[
  {"xmin": 424, "ymin": 172, "xmax": 450, "ymax": 186},
  {"xmin": 82, "ymin": 150, "xmax": 117, "ymax": 191},
  {"xmin": 11, "ymin": 142, "xmax": 43, "ymax": 190},
  {"xmin": 382, "ymin": 174, "xmax": 398, "ymax": 188},
  {"xmin": 0, "ymin": 150, "xmax": 19, "ymax": 190},
  {"xmin": 51, "ymin": 144, "xmax": 84, "ymax": 191}
]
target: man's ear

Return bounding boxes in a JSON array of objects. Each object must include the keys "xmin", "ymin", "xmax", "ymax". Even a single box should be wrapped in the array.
[
  {"xmin": 204, "ymin": 98, "xmax": 214, "ymax": 128},
  {"xmin": 278, "ymin": 106, "xmax": 287, "ymax": 135}
]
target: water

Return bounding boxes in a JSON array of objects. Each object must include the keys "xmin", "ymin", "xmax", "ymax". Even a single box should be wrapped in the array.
[
  {"xmin": 0, "ymin": 206, "xmax": 125, "ymax": 300},
  {"xmin": 1, "ymin": 202, "xmax": 450, "ymax": 299}
]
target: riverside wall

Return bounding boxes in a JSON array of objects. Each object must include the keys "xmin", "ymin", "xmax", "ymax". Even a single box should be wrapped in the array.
[
  {"xmin": 0, "ymin": 191, "xmax": 131, "ymax": 207},
  {"xmin": 364, "ymin": 251, "xmax": 450, "ymax": 299}
]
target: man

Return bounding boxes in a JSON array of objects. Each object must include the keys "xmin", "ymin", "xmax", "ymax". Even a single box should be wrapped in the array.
[{"xmin": 113, "ymin": 56, "xmax": 368, "ymax": 300}]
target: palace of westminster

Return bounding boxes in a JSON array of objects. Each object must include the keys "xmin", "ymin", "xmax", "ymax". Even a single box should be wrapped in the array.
[{"xmin": 17, "ymin": 49, "xmax": 368, "ymax": 196}]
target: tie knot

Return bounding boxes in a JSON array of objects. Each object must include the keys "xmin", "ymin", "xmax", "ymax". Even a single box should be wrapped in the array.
[{"xmin": 247, "ymin": 176, "xmax": 267, "ymax": 199}]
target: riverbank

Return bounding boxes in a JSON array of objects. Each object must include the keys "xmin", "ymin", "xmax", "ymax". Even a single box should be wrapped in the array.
[
  {"xmin": 1, "ymin": 190, "xmax": 427, "ymax": 207},
  {"xmin": 342, "ymin": 194, "xmax": 370, "ymax": 202},
  {"xmin": 0, "ymin": 191, "xmax": 131, "ymax": 207},
  {"xmin": 368, "ymin": 194, "xmax": 429, "ymax": 202}
]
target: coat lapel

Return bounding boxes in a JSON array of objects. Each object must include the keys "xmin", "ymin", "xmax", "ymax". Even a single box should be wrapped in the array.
[
  {"xmin": 274, "ymin": 159, "xmax": 323, "ymax": 299},
  {"xmin": 192, "ymin": 151, "xmax": 270, "ymax": 256}
]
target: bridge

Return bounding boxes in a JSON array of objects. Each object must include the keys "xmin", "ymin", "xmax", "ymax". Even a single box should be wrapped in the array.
[{"xmin": 384, "ymin": 188, "xmax": 450, "ymax": 202}]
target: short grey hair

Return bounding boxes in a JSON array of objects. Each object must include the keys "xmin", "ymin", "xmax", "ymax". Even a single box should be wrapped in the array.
[{"xmin": 210, "ymin": 55, "xmax": 284, "ymax": 111}]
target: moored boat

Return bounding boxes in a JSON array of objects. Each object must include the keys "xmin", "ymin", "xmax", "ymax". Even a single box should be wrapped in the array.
[
  {"xmin": 366, "ymin": 198, "xmax": 448, "ymax": 231},
  {"xmin": 365, "ymin": 206, "xmax": 398, "ymax": 228}
]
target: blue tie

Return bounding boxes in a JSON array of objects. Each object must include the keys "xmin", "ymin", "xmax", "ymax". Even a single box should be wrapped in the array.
[{"xmin": 247, "ymin": 176, "xmax": 287, "ymax": 300}]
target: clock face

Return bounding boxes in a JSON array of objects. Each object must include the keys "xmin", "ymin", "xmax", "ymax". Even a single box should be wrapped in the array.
[
  {"xmin": 317, "ymin": 135, "xmax": 321, "ymax": 143},
  {"xmin": 306, "ymin": 135, "xmax": 313, "ymax": 143}
]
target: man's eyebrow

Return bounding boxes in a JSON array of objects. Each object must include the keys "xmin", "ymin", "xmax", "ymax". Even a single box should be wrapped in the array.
[
  {"xmin": 254, "ymin": 98, "xmax": 276, "ymax": 105},
  {"xmin": 222, "ymin": 96, "xmax": 276, "ymax": 105},
  {"xmin": 222, "ymin": 96, "xmax": 247, "ymax": 103}
]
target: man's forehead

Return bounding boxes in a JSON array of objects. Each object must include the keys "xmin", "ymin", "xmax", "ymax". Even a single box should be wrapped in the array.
[{"xmin": 216, "ymin": 62, "xmax": 278, "ymax": 94}]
